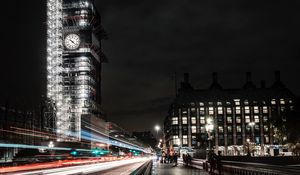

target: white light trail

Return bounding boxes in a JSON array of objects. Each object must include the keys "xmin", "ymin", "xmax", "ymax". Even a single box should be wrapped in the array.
[{"xmin": 14, "ymin": 157, "xmax": 150, "ymax": 175}]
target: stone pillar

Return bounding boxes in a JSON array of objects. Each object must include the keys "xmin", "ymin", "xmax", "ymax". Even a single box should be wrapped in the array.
[
  {"xmin": 179, "ymin": 108, "xmax": 182, "ymax": 148},
  {"xmin": 224, "ymin": 107, "xmax": 228, "ymax": 156},
  {"xmin": 188, "ymin": 108, "xmax": 192, "ymax": 148}
]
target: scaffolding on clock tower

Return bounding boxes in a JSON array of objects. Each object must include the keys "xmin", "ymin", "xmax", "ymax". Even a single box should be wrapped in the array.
[{"xmin": 46, "ymin": 0, "xmax": 72, "ymax": 141}]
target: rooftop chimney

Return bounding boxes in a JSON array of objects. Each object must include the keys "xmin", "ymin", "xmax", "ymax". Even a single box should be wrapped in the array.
[
  {"xmin": 243, "ymin": 72, "xmax": 256, "ymax": 89},
  {"xmin": 261, "ymin": 80, "xmax": 266, "ymax": 88},
  {"xmin": 209, "ymin": 72, "xmax": 222, "ymax": 90},
  {"xmin": 272, "ymin": 70, "xmax": 285, "ymax": 88},
  {"xmin": 184, "ymin": 73, "xmax": 189, "ymax": 83}
]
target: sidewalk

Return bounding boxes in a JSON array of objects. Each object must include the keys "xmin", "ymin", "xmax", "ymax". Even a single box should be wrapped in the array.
[{"xmin": 152, "ymin": 161, "xmax": 209, "ymax": 175}]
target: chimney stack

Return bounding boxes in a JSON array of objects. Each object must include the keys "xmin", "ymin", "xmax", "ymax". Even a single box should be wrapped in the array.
[
  {"xmin": 212, "ymin": 72, "xmax": 218, "ymax": 83},
  {"xmin": 246, "ymin": 72, "xmax": 252, "ymax": 82},
  {"xmin": 275, "ymin": 71, "xmax": 281, "ymax": 82},
  {"xmin": 184, "ymin": 73, "xmax": 189, "ymax": 83},
  {"xmin": 261, "ymin": 80, "xmax": 266, "ymax": 88}
]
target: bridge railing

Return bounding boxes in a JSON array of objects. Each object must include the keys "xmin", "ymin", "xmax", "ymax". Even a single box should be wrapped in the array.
[{"xmin": 182, "ymin": 158, "xmax": 300, "ymax": 175}]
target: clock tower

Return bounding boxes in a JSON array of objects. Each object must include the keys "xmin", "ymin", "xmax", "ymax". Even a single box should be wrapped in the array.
[{"xmin": 47, "ymin": 0, "xmax": 107, "ymax": 142}]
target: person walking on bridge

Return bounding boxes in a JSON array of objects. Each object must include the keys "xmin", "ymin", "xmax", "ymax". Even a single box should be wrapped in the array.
[
  {"xmin": 173, "ymin": 152, "xmax": 178, "ymax": 167},
  {"xmin": 216, "ymin": 151, "xmax": 222, "ymax": 175}
]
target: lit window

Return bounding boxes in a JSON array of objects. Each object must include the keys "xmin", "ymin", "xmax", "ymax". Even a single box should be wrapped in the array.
[
  {"xmin": 199, "ymin": 102, "xmax": 204, "ymax": 106},
  {"xmin": 191, "ymin": 126, "xmax": 197, "ymax": 133},
  {"xmin": 280, "ymin": 99, "xmax": 285, "ymax": 105},
  {"xmin": 200, "ymin": 117, "xmax": 205, "ymax": 124},
  {"xmin": 79, "ymin": 19, "xmax": 88, "ymax": 26},
  {"xmin": 218, "ymin": 116, "xmax": 223, "ymax": 122},
  {"xmin": 227, "ymin": 126, "xmax": 232, "ymax": 133},
  {"xmin": 217, "ymin": 102, "xmax": 222, "ymax": 106},
  {"xmin": 254, "ymin": 115, "xmax": 260, "ymax": 123},
  {"xmin": 265, "ymin": 135, "xmax": 269, "ymax": 143},
  {"xmin": 182, "ymin": 109, "xmax": 187, "ymax": 114},
  {"xmin": 172, "ymin": 117, "xmax": 178, "ymax": 125},
  {"xmin": 244, "ymin": 106, "xmax": 250, "ymax": 114},
  {"xmin": 201, "ymin": 126, "xmax": 206, "ymax": 133},
  {"xmin": 209, "ymin": 107, "xmax": 214, "ymax": 115},
  {"xmin": 245, "ymin": 116, "xmax": 250, "ymax": 123},
  {"xmin": 218, "ymin": 107, "xmax": 223, "ymax": 114},
  {"xmin": 254, "ymin": 106, "xmax": 259, "ymax": 114},
  {"xmin": 234, "ymin": 99, "xmax": 240, "ymax": 106},
  {"xmin": 289, "ymin": 100, "xmax": 293, "ymax": 104},
  {"xmin": 236, "ymin": 116, "xmax": 241, "ymax": 124},
  {"xmin": 190, "ymin": 108, "xmax": 196, "ymax": 117},
  {"xmin": 264, "ymin": 125, "xmax": 269, "ymax": 132},
  {"xmin": 235, "ymin": 107, "xmax": 241, "ymax": 114},
  {"xmin": 182, "ymin": 117, "xmax": 188, "ymax": 124},
  {"xmin": 290, "ymin": 106, "xmax": 294, "ymax": 111},
  {"xmin": 200, "ymin": 107, "xmax": 205, "ymax": 115},
  {"xmin": 209, "ymin": 102, "xmax": 213, "ymax": 105},
  {"xmin": 263, "ymin": 106, "xmax": 268, "ymax": 114},
  {"xmin": 226, "ymin": 101, "xmax": 231, "ymax": 105},
  {"xmin": 227, "ymin": 116, "xmax": 232, "ymax": 123},
  {"xmin": 271, "ymin": 99, "xmax": 276, "ymax": 105},
  {"xmin": 263, "ymin": 116, "xmax": 268, "ymax": 122},
  {"xmin": 227, "ymin": 107, "xmax": 232, "ymax": 114},
  {"xmin": 190, "ymin": 102, "xmax": 195, "ymax": 106},
  {"xmin": 173, "ymin": 135, "xmax": 180, "ymax": 145},
  {"xmin": 192, "ymin": 136, "xmax": 197, "ymax": 145},
  {"xmin": 237, "ymin": 126, "xmax": 242, "ymax": 132},
  {"xmin": 244, "ymin": 100, "xmax": 249, "ymax": 105},
  {"xmin": 191, "ymin": 117, "xmax": 196, "ymax": 124},
  {"xmin": 182, "ymin": 135, "xmax": 188, "ymax": 145},
  {"xmin": 218, "ymin": 126, "xmax": 224, "ymax": 133}
]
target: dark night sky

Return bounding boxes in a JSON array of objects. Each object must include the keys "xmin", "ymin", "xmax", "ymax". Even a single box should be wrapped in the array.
[{"xmin": 1, "ymin": 0, "xmax": 300, "ymax": 132}]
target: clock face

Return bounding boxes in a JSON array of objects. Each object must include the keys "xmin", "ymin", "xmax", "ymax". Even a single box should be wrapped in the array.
[{"xmin": 64, "ymin": 34, "xmax": 80, "ymax": 50}]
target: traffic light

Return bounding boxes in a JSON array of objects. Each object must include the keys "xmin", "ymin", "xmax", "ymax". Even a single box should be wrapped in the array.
[
  {"xmin": 91, "ymin": 148, "xmax": 109, "ymax": 156},
  {"xmin": 70, "ymin": 149, "xmax": 78, "ymax": 157},
  {"xmin": 92, "ymin": 148, "xmax": 100, "ymax": 155}
]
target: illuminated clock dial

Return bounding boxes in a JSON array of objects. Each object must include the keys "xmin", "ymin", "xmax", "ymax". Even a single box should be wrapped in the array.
[{"xmin": 64, "ymin": 34, "xmax": 80, "ymax": 50}]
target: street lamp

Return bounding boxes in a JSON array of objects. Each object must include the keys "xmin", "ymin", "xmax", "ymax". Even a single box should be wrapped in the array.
[
  {"xmin": 246, "ymin": 138, "xmax": 251, "ymax": 156},
  {"xmin": 154, "ymin": 125, "xmax": 160, "ymax": 139},
  {"xmin": 205, "ymin": 117, "xmax": 214, "ymax": 151},
  {"xmin": 48, "ymin": 141, "xmax": 55, "ymax": 156},
  {"xmin": 48, "ymin": 141, "xmax": 54, "ymax": 149},
  {"xmin": 248, "ymin": 122, "xmax": 255, "ymax": 128},
  {"xmin": 248, "ymin": 122, "xmax": 255, "ymax": 142}
]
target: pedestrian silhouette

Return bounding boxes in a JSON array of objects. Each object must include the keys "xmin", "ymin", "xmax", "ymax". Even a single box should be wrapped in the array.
[{"xmin": 173, "ymin": 152, "xmax": 178, "ymax": 167}]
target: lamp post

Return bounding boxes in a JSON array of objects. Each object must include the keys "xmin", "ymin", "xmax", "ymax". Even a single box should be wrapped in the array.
[
  {"xmin": 48, "ymin": 141, "xmax": 54, "ymax": 156},
  {"xmin": 205, "ymin": 118, "xmax": 214, "ymax": 151},
  {"xmin": 248, "ymin": 122, "xmax": 255, "ymax": 142},
  {"xmin": 246, "ymin": 138, "xmax": 251, "ymax": 156},
  {"xmin": 48, "ymin": 141, "xmax": 54, "ymax": 149},
  {"xmin": 154, "ymin": 125, "xmax": 160, "ymax": 140}
]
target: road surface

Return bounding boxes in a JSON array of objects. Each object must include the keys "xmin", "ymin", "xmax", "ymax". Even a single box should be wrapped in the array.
[{"xmin": 6, "ymin": 158, "xmax": 149, "ymax": 175}]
